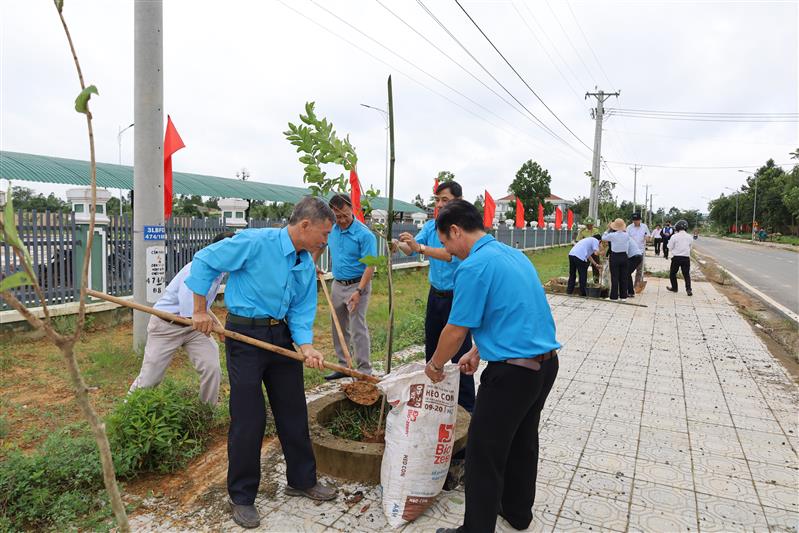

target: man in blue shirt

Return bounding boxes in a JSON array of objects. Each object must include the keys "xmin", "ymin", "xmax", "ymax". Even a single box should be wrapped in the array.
[
  {"xmin": 129, "ymin": 232, "xmax": 233, "ymax": 404},
  {"xmin": 322, "ymin": 193, "xmax": 377, "ymax": 379},
  {"xmin": 426, "ymin": 200, "xmax": 560, "ymax": 533},
  {"xmin": 397, "ymin": 181, "xmax": 475, "ymax": 413},
  {"xmin": 186, "ymin": 196, "xmax": 337, "ymax": 529},
  {"xmin": 626, "ymin": 236, "xmax": 643, "ymax": 299},
  {"xmin": 602, "ymin": 219, "xmax": 631, "ymax": 300}
]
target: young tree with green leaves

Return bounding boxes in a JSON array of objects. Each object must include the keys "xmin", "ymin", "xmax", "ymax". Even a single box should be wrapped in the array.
[{"xmin": 509, "ymin": 159, "xmax": 552, "ymax": 221}]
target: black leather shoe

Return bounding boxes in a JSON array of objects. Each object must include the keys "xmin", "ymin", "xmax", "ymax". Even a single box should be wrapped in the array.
[
  {"xmin": 324, "ymin": 371, "xmax": 347, "ymax": 381},
  {"xmin": 666, "ymin": 286, "xmax": 678, "ymax": 293},
  {"xmin": 686, "ymin": 289, "xmax": 693, "ymax": 296},
  {"xmin": 435, "ymin": 529, "xmax": 458, "ymax": 533},
  {"xmin": 286, "ymin": 482, "xmax": 337, "ymax": 501},
  {"xmin": 229, "ymin": 502, "xmax": 260, "ymax": 529}
]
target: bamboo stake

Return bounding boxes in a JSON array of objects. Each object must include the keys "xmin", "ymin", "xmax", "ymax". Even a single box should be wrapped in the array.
[{"xmin": 317, "ymin": 272, "xmax": 355, "ymax": 370}]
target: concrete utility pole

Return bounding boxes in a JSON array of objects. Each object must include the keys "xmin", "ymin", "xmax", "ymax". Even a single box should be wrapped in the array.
[
  {"xmin": 642, "ymin": 183, "xmax": 649, "ymax": 220},
  {"xmin": 133, "ymin": 0, "xmax": 165, "ymax": 350},
  {"xmin": 649, "ymin": 194, "xmax": 653, "ymax": 226},
  {"xmin": 585, "ymin": 89, "xmax": 620, "ymax": 222},
  {"xmin": 630, "ymin": 165, "xmax": 642, "ymax": 213}
]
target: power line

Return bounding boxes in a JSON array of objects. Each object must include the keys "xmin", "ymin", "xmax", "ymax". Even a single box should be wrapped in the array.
[
  {"xmin": 452, "ymin": 0, "xmax": 594, "ymax": 152},
  {"xmin": 510, "ymin": 2, "xmax": 582, "ymax": 100},
  {"xmin": 517, "ymin": 2, "xmax": 587, "ymax": 98},
  {"xmin": 605, "ymin": 160, "xmax": 792, "ymax": 169},
  {"xmin": 543, "ymin": 0, "xmax": 601, "ymax": 87},
  {"xmin": 613, "ymin": 107, "xmax": 798, "ymax": 117},
  {"xmin": 565, "ymin": 0, "xmax": 615, "ymax": 89},
  {"xmin": 373, "ymin": 0, "xmax": 542, "ymax": 135},
  {"xmin": 415, "ymin": 0, "xmax": 589, "ymax": 158},
  {"xmin": 275, "ymin": 0, "xmax": 587, "ymax": 165},
  {"xmin": 607, "ymin": 110, "xmax": 798, "ymax": 123}
]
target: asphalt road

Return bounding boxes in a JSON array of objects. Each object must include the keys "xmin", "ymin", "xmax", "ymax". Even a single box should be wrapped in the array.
[{"xmin": 693, "ymin": 237, "xmax": 799, "ymax": 314}]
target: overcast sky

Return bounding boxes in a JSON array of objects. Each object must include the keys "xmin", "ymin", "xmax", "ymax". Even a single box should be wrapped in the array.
[{"xmin": 1, "ymin": 0, "xmax": 797, "ymax": 213}]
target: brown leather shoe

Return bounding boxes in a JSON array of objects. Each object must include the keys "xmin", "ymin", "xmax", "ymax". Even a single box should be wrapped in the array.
[{"xmin": 285, "ymin": 482, "xmax": 337, "ymax": 501}]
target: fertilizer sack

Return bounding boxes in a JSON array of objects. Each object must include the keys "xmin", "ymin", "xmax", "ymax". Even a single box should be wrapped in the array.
[{"xmin": 377, "ymin": 362, "xmax": 460, "ymax": 527}]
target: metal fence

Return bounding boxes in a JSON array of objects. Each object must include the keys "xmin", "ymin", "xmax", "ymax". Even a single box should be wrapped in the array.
[
  {"xmin": 0, "ymin": 210, "xmax": 77, "ymax": 311},
  {"xmin": 2, "ymin": 211, "xmax": 577, "ymax": 310}
]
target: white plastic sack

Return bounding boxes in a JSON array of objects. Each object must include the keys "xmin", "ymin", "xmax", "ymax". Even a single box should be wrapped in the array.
[{"xmin": 377, "ymin": 362, "xmax": 460, "ymax": 527}]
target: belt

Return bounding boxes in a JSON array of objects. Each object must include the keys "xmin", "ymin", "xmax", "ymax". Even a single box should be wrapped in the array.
[
  {"xmin": 335, "ymin": 277, "xmax": 362, "ymax": 286},
  {"xmin": 501, "ymin": 350, "xmax": 558, "ymax": 371},
  {"xmin": 430, "ymin": 286, "xmax": 454, "ymax": 298},
  {"xmin": 227, "ymin": 314, "xmax": 284, "ymax": 327}
]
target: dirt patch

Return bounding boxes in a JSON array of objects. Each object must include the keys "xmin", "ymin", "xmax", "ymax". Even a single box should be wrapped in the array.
[
  {"xmin": 696, "ymin": 255, "xmax": 799, "ymax": 383},
  {"xmin": 341, "ymin": 381, "xmax": 381, "ymax": 406}
]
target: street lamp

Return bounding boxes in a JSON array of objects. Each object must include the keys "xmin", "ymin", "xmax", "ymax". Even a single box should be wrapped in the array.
[
  {"xmin": 360, "ymin": 103, "xmax": 389, "ymax": 196},
  {"xmin": 117, "ymin": 122, "xmax": 134, "ymax": 216},
  {"xmin": 738, "ymin": 170, "xmax": 757, "ymax": 241},
  {"xmin": 724, "ymin": 186, "xmax": 739, "ymax": 235}
]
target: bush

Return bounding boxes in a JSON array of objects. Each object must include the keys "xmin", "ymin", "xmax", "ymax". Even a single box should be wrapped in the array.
[
  {"xmin": 0, "ymin": 426, "xmax": 109, "ymax": 531},
  {"xmin": 108, "ymin": 380, "xmax": 215, "ymax": 478}
]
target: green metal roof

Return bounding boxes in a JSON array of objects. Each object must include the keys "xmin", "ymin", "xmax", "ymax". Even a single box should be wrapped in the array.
[{"xmin": 0, "ymin": 151, "xmax": 424, "ymax": 213}]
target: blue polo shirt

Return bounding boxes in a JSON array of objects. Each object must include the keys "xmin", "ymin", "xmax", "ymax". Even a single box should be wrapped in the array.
[
  {"xmin": 328, "ymin": 219, "xmax": 377, "ymax": 281},
  {"xmin": 448, "ymin": 234, "xmax": 560, "ymax": 361},
  {"xmin": 185, "ymin": 227, "xmax": 317, "ymax": 345},
  {"xmin": 414, "ymin": 219, "xmax": 461, "ymax": 291}
]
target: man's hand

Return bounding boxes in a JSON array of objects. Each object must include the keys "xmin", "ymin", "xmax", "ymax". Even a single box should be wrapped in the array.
[
  {"xmin": 192, "ymin": 310, "xmax": 214, "ymax": 336},
  {"xmin": 299, "ymin": 344, "xmax": 325, "ymax": 370},
  {"xmin": 458, "ymin": 348, "xmax": 480, "ymax": 375},
  {"xmin": 347, "ymin": 291, "xmax": 361, "ymax": 313},
  {"xmin": 316, "ymin": 265, "xmax": 326, "ymax": 276},
  {"xmin": 398, "ymin": 232, "xmax": 420, "ymax": 253},
  {"xmin": 425, "ymin": 360, "xmax": 445, "ymax": 384}
]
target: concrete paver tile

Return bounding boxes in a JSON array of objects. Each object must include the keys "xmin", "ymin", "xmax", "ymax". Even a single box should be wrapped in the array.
[
  {"xmin": 695, "ymin": 493, "xmax": 769, "ymax": 532},
  {"xmin": 762, "ymin": 505, "xmax": 799, "ymax": 532},
  {"xmin": 556, "ymin": 489, "xmax": 636, "ymax": 531}
]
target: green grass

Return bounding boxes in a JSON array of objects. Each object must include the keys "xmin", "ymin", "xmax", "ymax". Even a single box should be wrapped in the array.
[
  {"xmin": 724, "ymin": 233, "xmax": 799, "ymax": 245},
  {"xmin": 525, "ymin": 245, "xmax": 570, "ymax": 283}
]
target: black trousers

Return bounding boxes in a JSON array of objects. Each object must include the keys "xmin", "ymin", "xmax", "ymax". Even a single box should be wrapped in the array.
[
  {"xmin": 425, "ymin": 287, "xmax": 475, "ymax": 413},
  {"xmin": 609, "ymin": 251, "xmax": 628, "ymax": 300},
  {"xmin": 458, "ymin": 358, "xmax": 559, "ymax": 533},
  {"xmin": 662, "ymin": 237, "xmax": 671, "ymax": 259},
  {"xmin": 225, "ymin": 321, "xmax": 316, "ymax": 505},
  {"xmin": 627, "ymin": 255, "xmax": 643, "ymax": 296},
  {"xmin": 654, "ymin": 238, "xmax": 662, "ymax": 255},
  {"xmin": 567, "ymin": 255, "xmax": 589, "ymax": 296},
  {"xmin": 669, "ymin": 256, "xmax": 692, "ymax": 291}
]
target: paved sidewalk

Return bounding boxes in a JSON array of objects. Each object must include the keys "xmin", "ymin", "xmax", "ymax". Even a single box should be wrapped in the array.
[{"xmin": 130, "ymin": 275, "xmax": 799, "ymax": 532}]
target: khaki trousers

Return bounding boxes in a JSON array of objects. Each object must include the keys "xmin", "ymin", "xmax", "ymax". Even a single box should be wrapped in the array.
[
  {"xmin": 330, "ymin": 280, "xmax": 372, "ymax": 374},
  {"xmin": 129, "ymin": 315, "xmax": 221, "ymax": 404}
]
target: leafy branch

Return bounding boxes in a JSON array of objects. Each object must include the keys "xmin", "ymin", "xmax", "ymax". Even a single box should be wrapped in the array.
[{"xmin": 0, "ymin": 1, "xmax": 130, "ymax": 530}]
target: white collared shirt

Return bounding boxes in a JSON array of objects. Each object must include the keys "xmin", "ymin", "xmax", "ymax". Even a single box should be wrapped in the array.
[
  {"xmin": 667, "ymin": 231, "xmax": 693, "ymax": 257},
  {"xmin": 627, "ymin": 223, "xmax": 650, "ymax": 249},
  {"xmin": 155, "ymin": 261, "xmax": 225, "ymax": 317}
]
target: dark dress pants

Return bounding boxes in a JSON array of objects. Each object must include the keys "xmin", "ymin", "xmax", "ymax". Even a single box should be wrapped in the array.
[
  {"xmin": 425, "ymin": 287, "xmax": 475, "ymax": 413},
  {"xmin": 654, "ymin": 238, "xmax": 662, "ymax": 255},
  {"xmin": 662, "ymin": 237, "xmax": 671, "ymax": 258},
  {"xmin": 609, "ymin": 251, "xmax": 628, "ymax": 300},
  {"xmin": 458, "ymin": 357, "xmax": 559, "ymax": 533},
  {"xmin": 669, "ymin": 256, "xmax": 692, "ymax": 291},
  {"xmin": 567, "ymin": 255, "xmax": 589, "ymax": 296},
  {"xmin": 627, "ymin": 254, "xmax": 643, "ymax": 296},
  {"xmin": 225, "ymin": 321, "xmax": 316, "ymax": 505}
]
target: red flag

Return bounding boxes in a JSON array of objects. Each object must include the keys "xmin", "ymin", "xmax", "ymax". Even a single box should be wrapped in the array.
[
  {"xmin": 537, "ymin": 202, "xmax": 545, "ymax": 228},
  {"xmin": 515, "ymin": 197, "xmax": 525, "ymax": 229},
  {"xmin": 163, "ymin": 115, "xmax": 185, "ymax": 220},
  {"xmin": 555, "ymin": 207, "xmax": 563, "ymax": 230},
  {"xmin": 483, "ymin": 190, "xmax": 496, "ymax": 229},
  {"xmin": 349, "ymin": 168, "xmax": 365, "ymax": 223},
  {"xmin": 433, "ymin": 178, "xmax": 440, "ymax": 218},
  {"xmin": 567, "ymin": 209, "xmax": 574, "ymax": 230}
]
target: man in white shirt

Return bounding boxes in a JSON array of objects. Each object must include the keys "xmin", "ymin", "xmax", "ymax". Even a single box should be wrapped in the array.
[
  {"xmin": 129, "ymin": 232, "xmax": 233, "ymax": 404},
  {"xmin": 665, "ymin": 220, "xmax": 693, "ymax": 296},
  {"xmin": 567, "ymin": 235, "xmax": 601, "ymax": 296},
  {"xmin": 626, "ymin": 212, "xmax": 650, "ymax": 288}
]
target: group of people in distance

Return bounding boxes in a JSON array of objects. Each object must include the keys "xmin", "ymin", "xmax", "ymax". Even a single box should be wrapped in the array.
[
  {"xmin": 128, "ymin": 183, "xmax": 562, "ymax": 533},
  {"xmin": 567, "ymin": 214, "xmax": 695, "ymax": 299}
]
